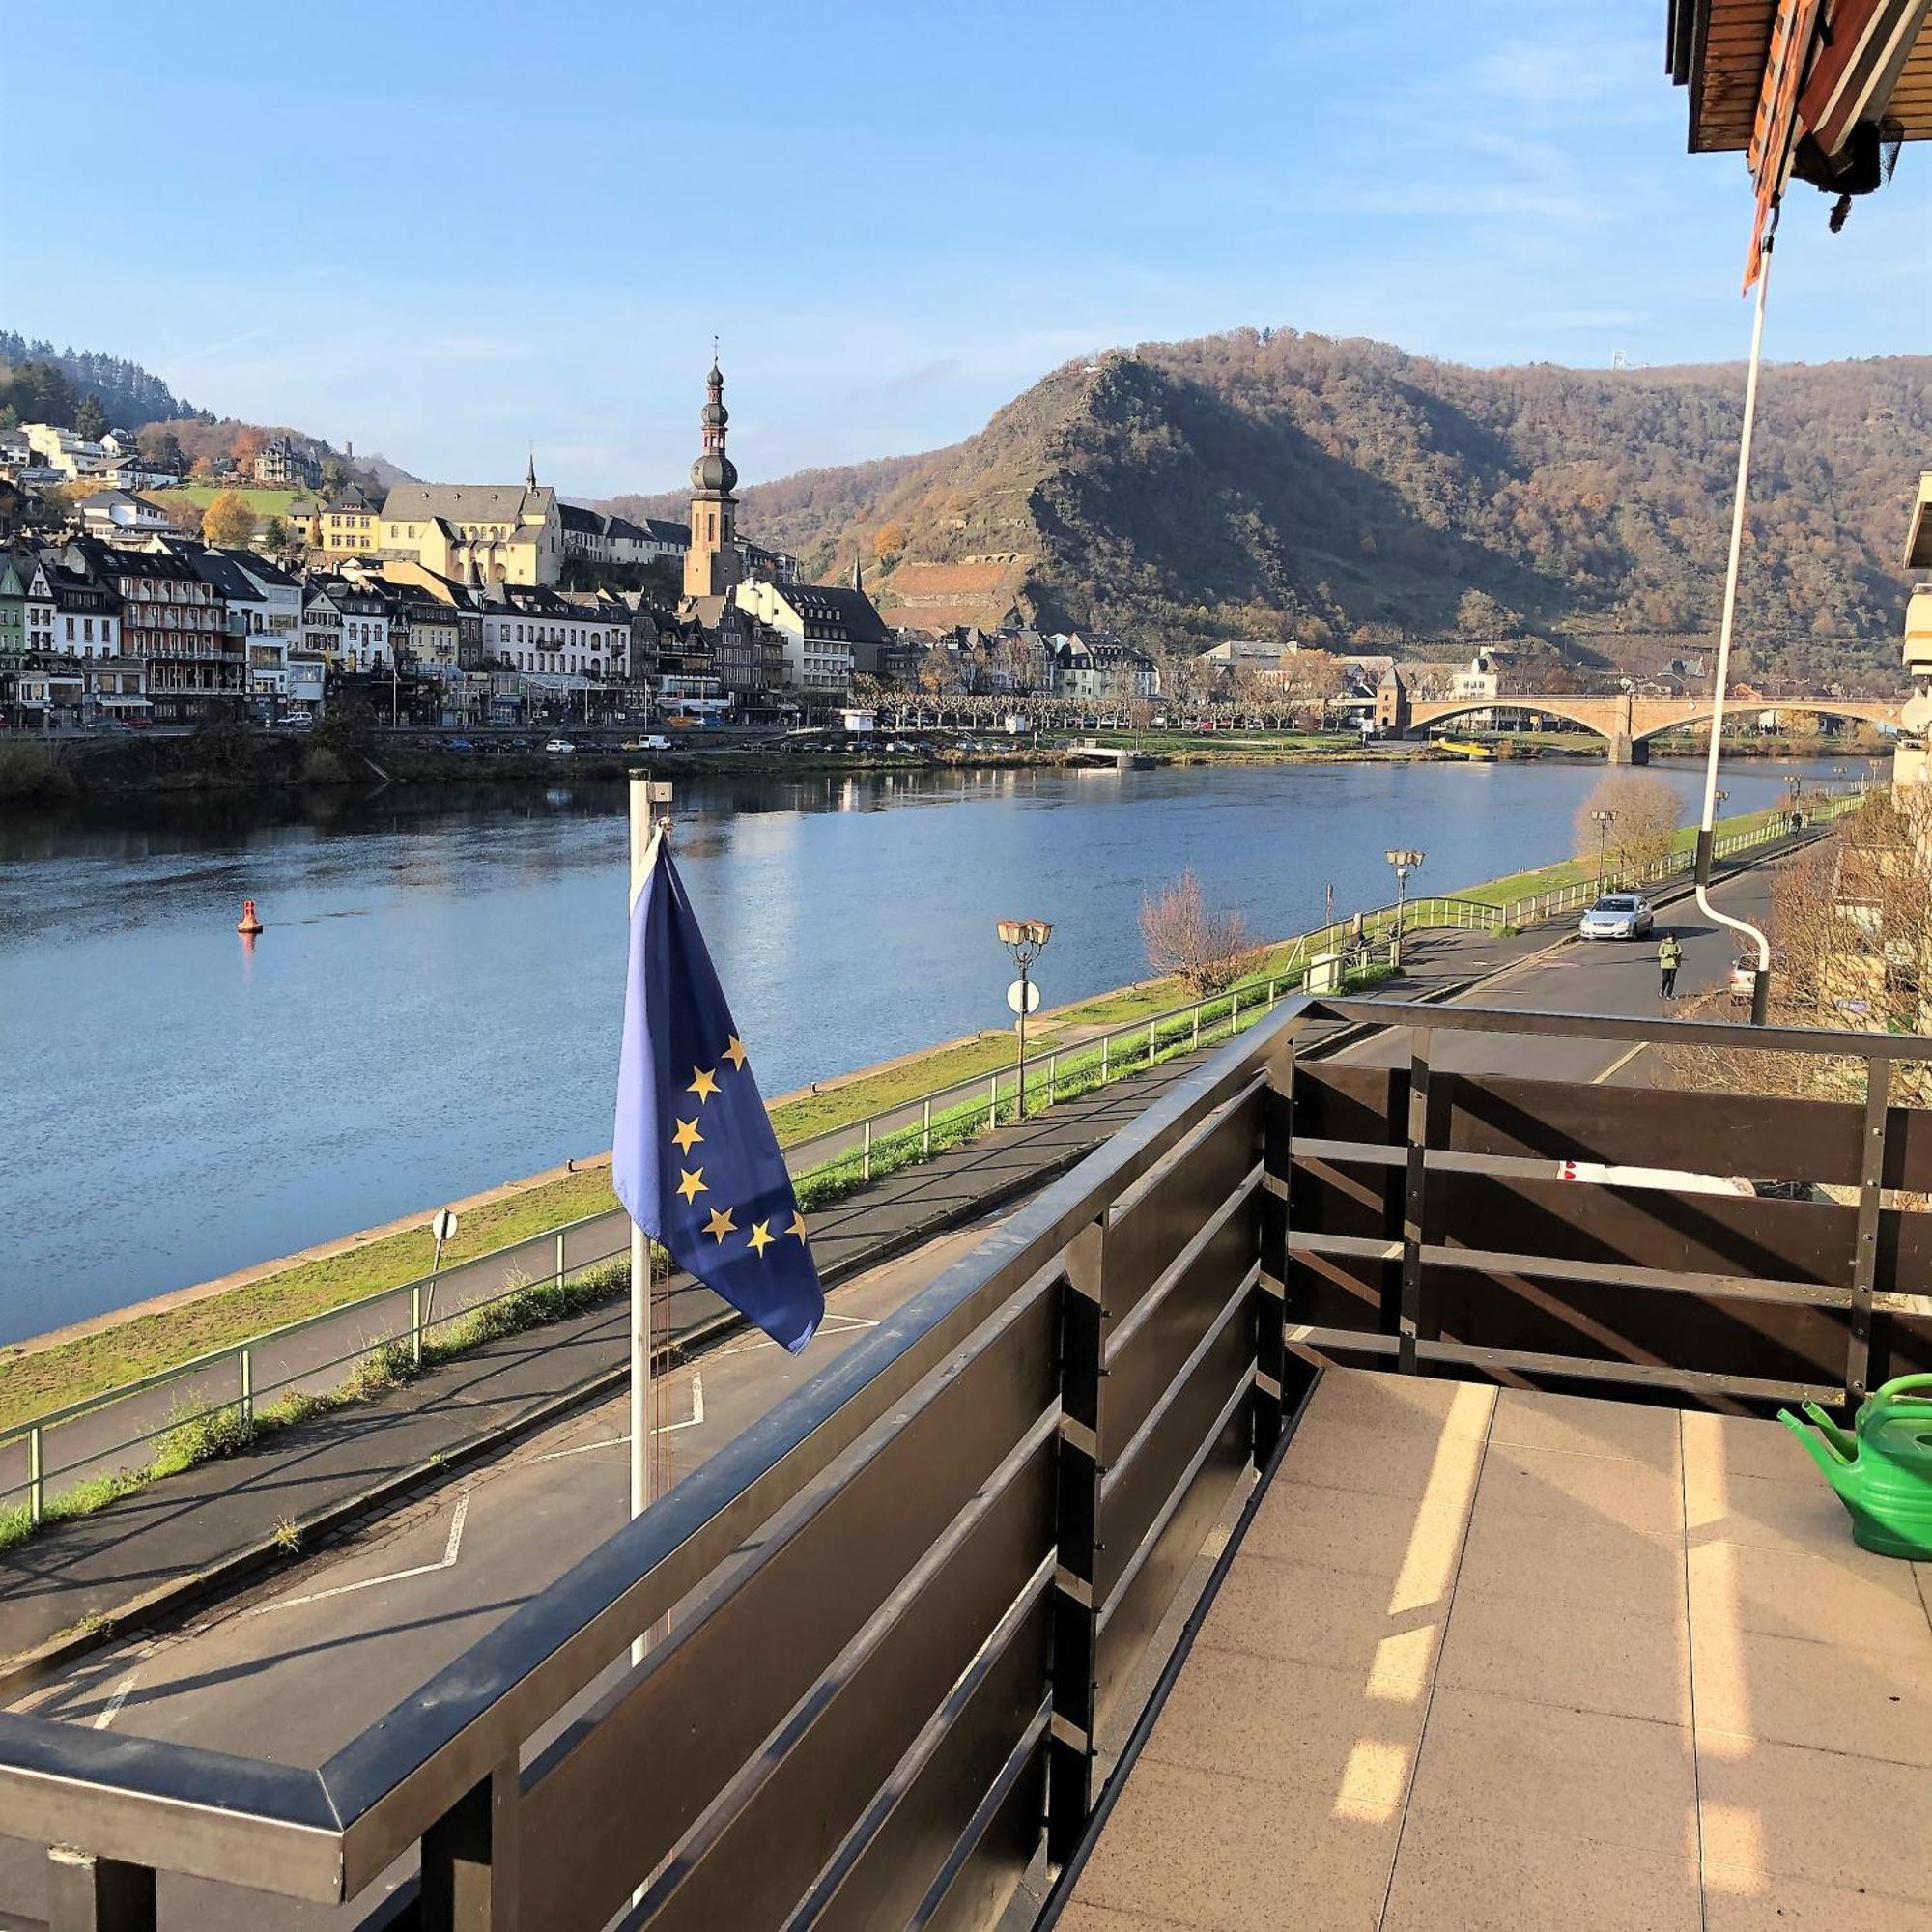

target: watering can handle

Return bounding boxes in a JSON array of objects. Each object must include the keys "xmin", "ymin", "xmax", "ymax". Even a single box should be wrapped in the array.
[{"xmin": 1874, "ymin": 1373, "xmax": 1932, "ymax": 1408}]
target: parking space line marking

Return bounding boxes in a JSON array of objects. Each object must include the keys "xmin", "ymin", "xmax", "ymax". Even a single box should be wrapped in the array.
[
  {"xmin": 713, "ymin": 1313, "xmax": 878, "ymax": 1359},
  {"xmin": 247, "ymin": 1494, "xmax": 469, "ymax": 1617},
  {"xmin": 1593, "ymin": 1042, "xmax": 1649, "ymax": 1084},
  {"xmin": 93, "ymin": 1673, "xmax": 137, "ymax": 1730},
  {"xmin": 533, "ymin": 1373, "xmax": 706, "ymax": 1462}
]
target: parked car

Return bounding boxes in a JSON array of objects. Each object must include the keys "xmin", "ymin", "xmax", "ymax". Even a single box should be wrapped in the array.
[
  {"xmin": 445, "ymin": 735, "xmax": 475, "ymax": 753},
  {"xmin": 544, "ymin": 737, "xmax": 577, "ymax": 755},
  {"xmin": 1577, "ymin": 894, "xmax": 1654, "ymax": 941}
]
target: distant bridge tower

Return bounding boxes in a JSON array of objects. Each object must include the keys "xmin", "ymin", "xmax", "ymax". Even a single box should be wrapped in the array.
[{"xmin": 1610, "ymin": 350, "xmax": 1628, "ymax": 371}]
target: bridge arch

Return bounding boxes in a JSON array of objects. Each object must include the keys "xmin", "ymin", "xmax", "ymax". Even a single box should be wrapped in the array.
[
  {"xmin": 1407, "ymin": 696, "xmax": 1616, "ymax": 741},
  {"xmin": 1628, "ymin": 698, "xmax": 1897, "ymax": 746},
  {"xmin": 1407, "ymin": 693, "xmax": 1898, "ymax": 763}
]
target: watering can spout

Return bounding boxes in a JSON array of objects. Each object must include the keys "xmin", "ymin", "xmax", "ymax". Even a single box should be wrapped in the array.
[
  {"xmin": 1801, "ymin": 1399, "xmax": 1858, "ymax": 1463},
  {"xmin": 1777, "ymin": 1407, "xmax": 1853, "ymax": 1491}
]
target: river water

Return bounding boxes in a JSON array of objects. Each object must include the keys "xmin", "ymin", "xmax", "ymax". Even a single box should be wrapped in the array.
[{"xmin": 0, "ymin": 753, "xmax": 1862, "ymax": 1342}]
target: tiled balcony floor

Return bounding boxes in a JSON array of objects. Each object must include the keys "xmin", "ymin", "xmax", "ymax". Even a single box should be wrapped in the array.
[{"xmin": 1065, "ymin": 1369, "xmax": 1932, "ymax": 1931}]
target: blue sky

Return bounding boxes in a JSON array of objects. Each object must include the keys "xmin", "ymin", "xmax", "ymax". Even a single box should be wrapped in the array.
[{"xmin": 5, "ymin": 0, "xmax": 1925, "ymax": 497}]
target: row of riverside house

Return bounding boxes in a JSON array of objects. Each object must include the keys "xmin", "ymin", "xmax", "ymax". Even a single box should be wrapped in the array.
[{"xmin": 0, "ymin": 529, "xmax": 663, "ymax": 730}]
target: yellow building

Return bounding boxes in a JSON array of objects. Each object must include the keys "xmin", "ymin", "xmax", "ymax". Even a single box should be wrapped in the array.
[
  {"xmin": 378, "ymin": 460, "xmax": 562, "ymax": 586},
  {"xmin": 291, "ymin": 488, "xmax": 382, "ymax": 558}
]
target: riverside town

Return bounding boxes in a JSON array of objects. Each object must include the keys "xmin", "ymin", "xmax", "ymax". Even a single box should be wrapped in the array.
[{"xmin": 2, "ymin": 7, "xmax": 1932, "ymax": 1932}]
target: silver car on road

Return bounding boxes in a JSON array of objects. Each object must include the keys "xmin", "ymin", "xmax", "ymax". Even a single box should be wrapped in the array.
[{"xmin": 1578, "ymin": 893, "xmax": 1655, "ymax": 941}]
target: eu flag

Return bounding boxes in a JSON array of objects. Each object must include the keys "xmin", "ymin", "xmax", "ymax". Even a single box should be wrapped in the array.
[{"xmin": 612, "ymin": 832, "xmax": 823, "ymax": 1352}]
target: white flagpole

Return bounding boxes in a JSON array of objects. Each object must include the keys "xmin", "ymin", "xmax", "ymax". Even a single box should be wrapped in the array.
[
  {"xmin": 627, "ymin": 772, "xmax": 667, "ymax": 1669},
  {"xmin": 1694, "ymin": 231, "xmax": 1776, "ymax": 1022}
]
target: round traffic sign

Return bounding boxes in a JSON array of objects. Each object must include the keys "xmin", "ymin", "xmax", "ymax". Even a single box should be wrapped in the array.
[
  {"xmin": 432, "ymin": 1208, "xmax": 459, "ymax": 1244},
  {"xmin": 1007, "ymin": 979, "xmax": 1041, "ymax": 1015}
]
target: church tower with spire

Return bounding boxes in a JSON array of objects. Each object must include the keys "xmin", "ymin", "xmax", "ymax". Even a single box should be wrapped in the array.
[{"xmin": 684, "ymin": 354, "xmax": 742, "ymax": 601}]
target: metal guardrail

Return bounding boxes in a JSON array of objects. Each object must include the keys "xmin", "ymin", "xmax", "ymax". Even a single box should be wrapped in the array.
[{"xmin": 0, "ymin": 790, "xmax": 1861, "ymax": 1528}]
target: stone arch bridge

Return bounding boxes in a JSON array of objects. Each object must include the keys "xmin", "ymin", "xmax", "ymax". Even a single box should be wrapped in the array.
[{"xmin": 1404, "ymin": 690, "xmax": 1901, "ymax": 764}]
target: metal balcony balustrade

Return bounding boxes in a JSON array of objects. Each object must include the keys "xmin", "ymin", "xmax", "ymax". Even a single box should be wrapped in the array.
[{"xmin": 0, "ymin": 996, "xmax": 1926, "ymax": 1931}]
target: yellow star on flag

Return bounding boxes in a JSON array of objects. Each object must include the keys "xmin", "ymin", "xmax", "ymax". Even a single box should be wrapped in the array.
[
  {"xmin": 722, "ymin": 1035, "xmax": 749, "ymax": 1071},
  {"xmin": 747, "ymin": 1219, "xmax": 774, "ymax": 1258},
  {"xmin": 675, "ymin": 1167, "xmax": 706, "ymax": 1204},
  {"xmin": 702, "ymin": 1205, "xmax": 736, "ymax": 1243},
  {"xmin": 787, "ymin": 1210, "xmax": 809, "ymax": 1243},
  {"xmin": 670, "ymin": 1118, "xmax": 702, "ymax": 1154},
  {"xmin": 688, "ymin": 1066, "xmax": 720, "ymax": 1102}
]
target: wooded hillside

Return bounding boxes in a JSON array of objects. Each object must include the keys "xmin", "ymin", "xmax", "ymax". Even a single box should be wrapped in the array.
[{"xmin": 611, "ymin": 328, "xmax": 1929, "ymax": 689}]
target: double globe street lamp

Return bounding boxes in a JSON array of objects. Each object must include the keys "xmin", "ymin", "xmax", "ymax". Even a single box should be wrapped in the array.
[
  {"xmin": 998, "ymin": 918, "xmax": 1053, "ymax": 1120},
  {"xmin": 1384, "ymin": 849, "xmax": 1424, "ymax": 967},
  {"xmin": 1591, "ymin": 809, "xmax": 1616, "ymax": 885}
]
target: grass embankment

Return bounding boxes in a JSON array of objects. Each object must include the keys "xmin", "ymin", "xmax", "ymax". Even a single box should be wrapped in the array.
[
  {"xmin": 1458, "ymin": 804, "xmax": 1794, "ymax": 910},
  {"xmin": 0, "ymin": 951, "xmax": 1306, "ymax": 1429},
  {"xmin": 0, "ymin": 1167, "xmax": 622, "ymax": 1432}
]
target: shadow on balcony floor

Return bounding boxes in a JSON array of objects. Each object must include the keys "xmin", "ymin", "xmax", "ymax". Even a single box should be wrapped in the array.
[{"xmin": 1064, "ymin": 1369, "xmax": 1932, "ymax": 1931}]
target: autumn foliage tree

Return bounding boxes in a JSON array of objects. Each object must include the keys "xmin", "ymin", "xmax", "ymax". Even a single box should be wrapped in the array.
[
  {"xmin": 1574, "ymin": 770, "xmax": 1682, "ymax": 878},
  {"xmin": 202, "ymin": 489, "xmax": 258, "ymax": 548},
  {"xmin": 873, "ymin": 520, "xmax": 906, "ymax": 567},
  {"xmin": 1140, "ymin": 868, "xmax": 1258, "ymax": 995},
  {"xmin": 151, "ymin": 492, "xmax": 206, "ymax": 537}
]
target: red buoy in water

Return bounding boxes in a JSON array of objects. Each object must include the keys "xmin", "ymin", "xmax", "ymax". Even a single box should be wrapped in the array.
[{"xmin": 237, "ymin": 899, "xmax": 264, "ymax": 936}]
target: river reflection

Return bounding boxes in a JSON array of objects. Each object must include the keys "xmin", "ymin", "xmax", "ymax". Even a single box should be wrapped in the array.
[{"xmin": 0, "ymin": 753, "xmax": 1871, "ymax": 1337}]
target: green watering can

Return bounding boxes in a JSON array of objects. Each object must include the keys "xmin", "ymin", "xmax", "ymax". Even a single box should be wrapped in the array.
[{"xmin": 1778, "ymin": 1375, "xmax": 1932, "ymax": 1561}]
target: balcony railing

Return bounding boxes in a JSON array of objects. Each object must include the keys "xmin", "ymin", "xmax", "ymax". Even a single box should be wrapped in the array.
[{"xmin": 2, "ymin": 996, "xmax": 1925, "ymax": 1930}]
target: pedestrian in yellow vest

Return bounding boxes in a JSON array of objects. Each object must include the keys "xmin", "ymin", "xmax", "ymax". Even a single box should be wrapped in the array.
[{"xmin": 1659, "ymin": 933, "xmax": 1684, "ymax": 1000}]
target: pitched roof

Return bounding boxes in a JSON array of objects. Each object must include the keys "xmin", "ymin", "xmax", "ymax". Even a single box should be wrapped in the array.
[
  {"xmin": 382, "ymin": 482, "xmax": 555, "ymax": 524},
  {"xmin": 222, "ymin": 549, "xmax": 300, "ymax": 590},
  {"xmin": 188, "ymin": 549, "xmax": 270, "ymax": 600},
  {"xmin": 774, "ymin": 582, "xmax": 892, "ymax": 646}
]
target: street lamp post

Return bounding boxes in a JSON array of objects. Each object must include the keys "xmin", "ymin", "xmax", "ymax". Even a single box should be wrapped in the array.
[
  {"xmin": 1592, "ymin": 809, "xmax": 1616, "ymax": 885},
  {"xmin": 998, "ymin": 918, "xmax": 1053, "ymax": 1120},
  {"xmin": 1384, "ymin": 849, "xmax": 1424, "ymax": 967}
]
